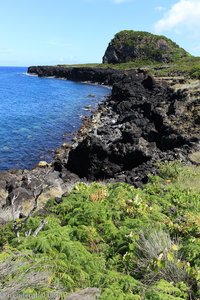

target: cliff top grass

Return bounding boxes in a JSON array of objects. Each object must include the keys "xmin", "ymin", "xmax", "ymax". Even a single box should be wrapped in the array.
[
  {"xmin": 57, "ymin": 55, "xmax": 200, "ymax": 80},
  {"xmin": 0, "ymin": 162, "xmax": 200, "ymax": 299}
]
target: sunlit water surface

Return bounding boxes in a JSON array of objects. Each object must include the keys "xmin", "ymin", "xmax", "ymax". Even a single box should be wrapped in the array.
[{"xmin": 0, "ymin": 67, "xmax": 110, "ymax": 170}]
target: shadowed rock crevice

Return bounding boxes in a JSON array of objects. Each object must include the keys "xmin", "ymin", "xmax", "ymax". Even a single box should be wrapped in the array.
[{"xmin": 66, "ymin": 70, "xmax": 200, "ymax": 185}]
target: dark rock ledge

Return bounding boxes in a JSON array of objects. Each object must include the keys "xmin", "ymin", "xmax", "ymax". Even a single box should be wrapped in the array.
[
  {"xmin": 28, "ymin": 65, "xmax": 135, "ymax": 85},
  {"xmin": 0, "ymin": 66, "xmax": 199, "ymax": 222}
]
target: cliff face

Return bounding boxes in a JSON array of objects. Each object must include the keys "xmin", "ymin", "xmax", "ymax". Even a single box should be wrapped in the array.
[
  {"xmin": 28, "ymin": 65, "xmax": 200, "ymax": 187},
  {"xmin": 103, "ymin": 30, "xmax": 189, "ymax": 64},
  {"xmin": 65, "ymin": 70, "xmax": 200, "ymax": 186},
  {"xmin": 28, "ymin": 66, "xmax": 133, "ymax": 85}
]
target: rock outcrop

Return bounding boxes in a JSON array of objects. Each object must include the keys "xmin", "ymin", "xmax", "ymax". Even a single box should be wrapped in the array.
[
  {"xmin": 28, "ymin": 65, "xmax": 134, "ymax": 86},
  {"xmin": 103, "ymin": 30, "xmax": 189, "ymax": 64},
  {"xmin": 66, "ymin": 70, "xmax": 200, "ymax": 186},
  {"xmin": 0, "ymin": 163, "xmax": 80, "ymax": 223},
  {"xmin": 28, "ymin": 65, "xmax": 200, "ymax": 187}
]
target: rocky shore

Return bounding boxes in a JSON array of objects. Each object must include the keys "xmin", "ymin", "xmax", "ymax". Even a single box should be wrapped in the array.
[
  {"xmin": 28, "ymin": 65, "xmax": 132, "ymax": 85},
  {"xmin": 56, "ymin": 67, "xmax": 200, "ymax": 186},
  {"xmin": 0, "ymin": 65, "xmax": 200, "ymax": 222}
]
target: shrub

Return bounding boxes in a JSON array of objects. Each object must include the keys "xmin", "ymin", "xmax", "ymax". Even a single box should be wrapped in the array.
[
  {"xmin": 145, "ymin": 279, "xmax": 189, "ymax": 300},
  {"xmin": 129, "ymin": 229, "xmax": 189, "ymax": 285}
]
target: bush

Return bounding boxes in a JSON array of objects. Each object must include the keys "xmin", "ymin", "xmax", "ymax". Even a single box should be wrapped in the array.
[{"xmin": 145, "ymin": 279, "xmax": 189, "ymax": 300}]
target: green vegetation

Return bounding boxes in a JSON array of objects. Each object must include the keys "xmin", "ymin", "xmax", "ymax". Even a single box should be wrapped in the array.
[
  {"xmin": 152, "ymin": 56, "xmax": 200, "ymax": 78},
  {"xmin": 103, "ymin": 30, "xmax": 190, "ymax": 64},
  {"xmin": 57, "ymin": 55, "xmax": 200, "ymax": 80},
  {"xmin": 0, "ymin": 162, "xmax": 199, "ymax": 299},
  {"xmin": 57, "ymin": 29, "xmax": 200, "ymax": 80}
]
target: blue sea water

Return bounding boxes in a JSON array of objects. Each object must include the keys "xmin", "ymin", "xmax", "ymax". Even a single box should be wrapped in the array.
[{"xmin": 0, "ymin": 67, "xmax": 110, "ymax": 170}]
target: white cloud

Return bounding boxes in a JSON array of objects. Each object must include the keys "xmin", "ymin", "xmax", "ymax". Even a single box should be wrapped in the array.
[{"xmin": 154, "ymin": 0, "xmax": 200, "ymax": 33}]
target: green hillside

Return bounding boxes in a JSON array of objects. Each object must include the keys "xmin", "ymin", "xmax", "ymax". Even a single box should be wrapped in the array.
[{"xmin": 102, "ymin": 30, "xmax": 190, "ymax": 64}]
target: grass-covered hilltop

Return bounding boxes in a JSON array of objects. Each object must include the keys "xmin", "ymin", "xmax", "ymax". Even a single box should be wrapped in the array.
[
  {"xmin": 1, "ymin": 30, "xmax": 200, "ymax": 299},
  {"xmin": 102, "ymin": 30, "xmax": 190, "ymax": 64}
]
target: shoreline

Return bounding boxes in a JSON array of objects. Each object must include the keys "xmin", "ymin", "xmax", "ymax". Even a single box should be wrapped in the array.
[
  {"xmin": 2, "ymin": 68, "xmax": 111, "ymax": 171},
  {"xmin": 0, "ymin": 66, "xmax": 118, "ymax": 223},
  {"xmin": 1, "ymin": 65, "xmax": 200, "ymax": 223},
  {"xmin": 26, "ymin": 72, "xmax": 113, "ymax": 92},
  {"xmin": 1, "ymin": 66, "xmax": 117, "ymax": 171}
]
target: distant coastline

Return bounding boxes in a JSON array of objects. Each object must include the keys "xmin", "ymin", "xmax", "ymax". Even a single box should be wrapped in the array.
[{"xmin": 27, "ymin": 65, "xmax": 134, "ymax": 86}]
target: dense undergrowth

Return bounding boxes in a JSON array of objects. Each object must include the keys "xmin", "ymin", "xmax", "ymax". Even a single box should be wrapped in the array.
[{"xmin": 0, "ymin": 162, "xmax": 200, "ymax": 299}]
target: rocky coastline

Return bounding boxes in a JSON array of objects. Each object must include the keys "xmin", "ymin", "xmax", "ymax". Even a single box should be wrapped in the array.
[
  {"xmin": 28, "ymin": 65, "xmax": 132, "ymax": 85},
  {"xmin": 0, "ymin": 65, "xmax": 200, "ymax": 223}
]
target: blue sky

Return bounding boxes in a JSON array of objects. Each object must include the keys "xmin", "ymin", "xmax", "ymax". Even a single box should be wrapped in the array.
[{"xmin": 0, "ymin": 0, "xmax": 200, "ymax": 66}]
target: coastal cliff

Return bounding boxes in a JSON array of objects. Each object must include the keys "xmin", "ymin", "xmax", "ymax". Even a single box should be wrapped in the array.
[
  {"xmin": 28, "ymin": 65, "xmax": 132, "ymax": 85},
  {"xmin": 60, "ymin": 69, "xmax": 200, "ymax": 186},
  {"xmin": 28, "ymin": 65, "xmax": 200, "ymax": 186}
]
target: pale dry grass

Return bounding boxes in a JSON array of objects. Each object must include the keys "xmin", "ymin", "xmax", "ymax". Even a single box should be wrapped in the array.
[
  {"xmin": 134, "ymin": 229, "xmax": 188, "ymax": 285},
  {"xmin": 176, "ymin": 165, "xmax": 200, "ymax": 193},
  {"xmin": 0, "ymin": 253, "xmax": 50, "ymax": 299}
]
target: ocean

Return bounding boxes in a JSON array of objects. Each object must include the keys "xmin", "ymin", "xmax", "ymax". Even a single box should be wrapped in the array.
[{"xmin": 0, "ymin": 67, "xmax": 110, "ymax": 170}]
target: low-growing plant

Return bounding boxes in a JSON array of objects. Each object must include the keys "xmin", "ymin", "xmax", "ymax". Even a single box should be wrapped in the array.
[{"xmin": 0, "ymin": 163, "xmax": 199, "ymax": 298}]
